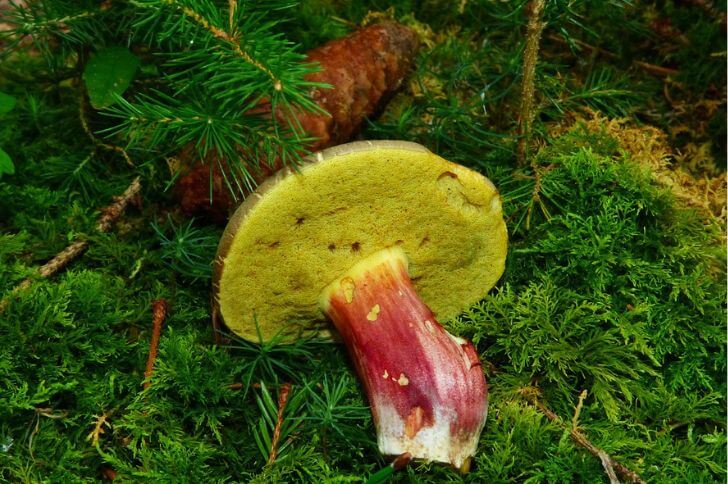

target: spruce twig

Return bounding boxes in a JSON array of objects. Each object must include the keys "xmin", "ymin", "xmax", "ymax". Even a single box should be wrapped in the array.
[
  {"xmin": 522, "ymin": 388, "xmax": 645, "ymax": 484},
  {"xmin": 516, "ymin": 0, "xmax": 546, "ymax": 165},
  {"xmin": 143, "ymin": 299, "xmax": 169, "ymax": 390},
  {"xmin": 0, "ymin": 177, "xmax": 142, "ymax": 313},
  {"xmin": 266, "ymin": 382, "xmax": 292, "ymax": 465},
  {"xmin": 133, "ymin": 0, "xmax": 282, "ymax": 91}
]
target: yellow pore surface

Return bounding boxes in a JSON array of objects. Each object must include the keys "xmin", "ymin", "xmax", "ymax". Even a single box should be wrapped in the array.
[{"xmin": 215, "ymin": 142, "xmax": 508, "ymax": 342}]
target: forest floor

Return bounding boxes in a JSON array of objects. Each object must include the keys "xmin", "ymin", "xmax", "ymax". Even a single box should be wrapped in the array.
[{"xmin": 0, "ymin": 1, "xmax": 726, "ymax": 482}]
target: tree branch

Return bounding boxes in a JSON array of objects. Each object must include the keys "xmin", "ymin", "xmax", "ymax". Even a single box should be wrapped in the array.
[{"xmin": 136, "ymin": 0, "xmax": 282, "ymax": 91}]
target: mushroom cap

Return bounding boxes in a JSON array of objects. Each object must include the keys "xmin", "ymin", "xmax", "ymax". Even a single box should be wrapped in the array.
[{"xmin": 212, "ymin": 140, "xmax": 508, "ymax": 342}]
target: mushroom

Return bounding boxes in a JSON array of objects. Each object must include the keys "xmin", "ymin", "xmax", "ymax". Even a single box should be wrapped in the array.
[{"xmin": 213, "ymin": 140, "xmax": 507, "ymax": 469}]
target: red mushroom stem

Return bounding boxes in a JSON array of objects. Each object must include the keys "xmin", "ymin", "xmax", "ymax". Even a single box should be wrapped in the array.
[{"xmin": 319, "ymin": 248, "xmax": 488, "ymax": 470}]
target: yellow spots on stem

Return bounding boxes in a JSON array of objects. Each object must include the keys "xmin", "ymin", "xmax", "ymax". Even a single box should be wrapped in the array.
[
  {"xmin": 382, "ymin": 369, "xmax": 389, "ymax": 379},
  {"xmin": 367, "ymin": 304, "xmax": 381, "ymax": 321},
  {"xmin": 397, "ymin": 373, "xmax": 409, "ymax": 386}
]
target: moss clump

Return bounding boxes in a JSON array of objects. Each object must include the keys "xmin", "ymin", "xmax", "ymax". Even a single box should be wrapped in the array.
[
  {"xmin": 450, "ymin": 123, "xmax": 726, "ymax": 481},
  {"xmin": 550, "ymin": 112, "xmax": 726, "ymax": 223}
]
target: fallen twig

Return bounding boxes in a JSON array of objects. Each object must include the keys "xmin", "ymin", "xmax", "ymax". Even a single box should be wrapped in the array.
[
  {"xmin": 0, "ymin": 177, "xmax": 142, "ymax": 313},
  {"xmin": 266, "ymin": 382, "xmax": 292, "ymax": 465},
  {"xmin": 143, "ymin": 299, "xmax": 169, "ymax": 390},
  {"xmin": 226, "ymin": 382, "xmax": 261, "ymax": 390},
  {"xmin": 79, "ymin": 93, "xmax": 134, "ymax": 167},
  {"xmin": 547, "ymin": 34, "xmax": 679, "ymax": 77},
  {"xmin": 522, "ymin": 388, "xmax": 645, "ymax": 484},
  {"xmin": 632, "ymin": 60, "xmax": 679, "ymax": 77}
]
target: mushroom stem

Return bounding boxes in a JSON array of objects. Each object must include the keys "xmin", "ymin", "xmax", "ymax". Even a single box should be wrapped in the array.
[{"xmin": 319, "ymin": 248, "xmax": 488, "ymax": 469}]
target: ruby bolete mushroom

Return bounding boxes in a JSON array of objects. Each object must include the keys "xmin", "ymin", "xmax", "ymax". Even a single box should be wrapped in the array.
[{"xmin": 212, "ymin": 140, "xmax": 507, "ymax": 469}]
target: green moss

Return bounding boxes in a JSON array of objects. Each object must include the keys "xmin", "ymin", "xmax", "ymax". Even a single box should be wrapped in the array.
[{"xmin": 449, "ymin": 126, "xmax": 725, "ymax": 481}]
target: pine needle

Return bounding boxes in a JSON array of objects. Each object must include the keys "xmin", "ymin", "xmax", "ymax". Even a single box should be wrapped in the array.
[
  {"xmin": 267, "ymin": 382, "xmax": 292, "ymax": 465},
  {"xmin": 143, "ymin": 299, "xmax": 170, "ymax": 390}
]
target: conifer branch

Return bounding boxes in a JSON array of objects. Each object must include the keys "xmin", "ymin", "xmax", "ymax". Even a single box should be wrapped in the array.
[
  {"xmin": 0, "ymin": 1, "xmax": 111, "ymax": 61},
  {"xmin": 131, "ymin": 0, "xmax": 282, "ymax": 90},
  {"xmin": 516, "ymin": 0, "xmax": 546, "ymax": 165},
  {"xmin": 267, "ymin": 382, "xmax": 292, "ymax": 465},
  {"xmin": 0, "ymin": 177, "xmax": 141, "ymax": 313},
  {"xmin": 143, "ymin": 299, "xmax": 169, "ymax": 390},
  {"xmin": 3, "ymin": 6, "xmax": 100, "ymax": 37},
  {"xmin": 180, "ymin": 3, "xmax": 280, "ymax": 90},
  {"xmin": 522, "ymin": 388, "xmax": 645, "ymax": 484}
]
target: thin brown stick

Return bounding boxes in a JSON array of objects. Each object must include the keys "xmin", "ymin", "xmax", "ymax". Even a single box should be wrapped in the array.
[
  {"xmin": 0, "ymin": 177, "xmax": 142, "ymax": 313},
  {"xmin": 267, "ymin": 382, "xmax": 292, "ymax": 465},
  {"xmin": 547, "ymin": 34, "xmax": 680, "ymax": 78},
  {"xmin": 516, "ymin": 0, "xmax": 546, "ymax": 165},
  {"xmin": 79, "ymin": 94, "xmax": 134, "ymax": 167},
  {"xmin": 632, "ymin": 60, "xmax": 679, "ymax": 77},
  {"xmin": 522, "ymin": 389, "xmax": 645, "ymax": 484},
  {"xmin": 143, "ymin": 299, "xmax": 169, "ymax": 390},
  {"xmin": 226, "ymin": 382, "xmax": 261, "ymax": 390}
]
